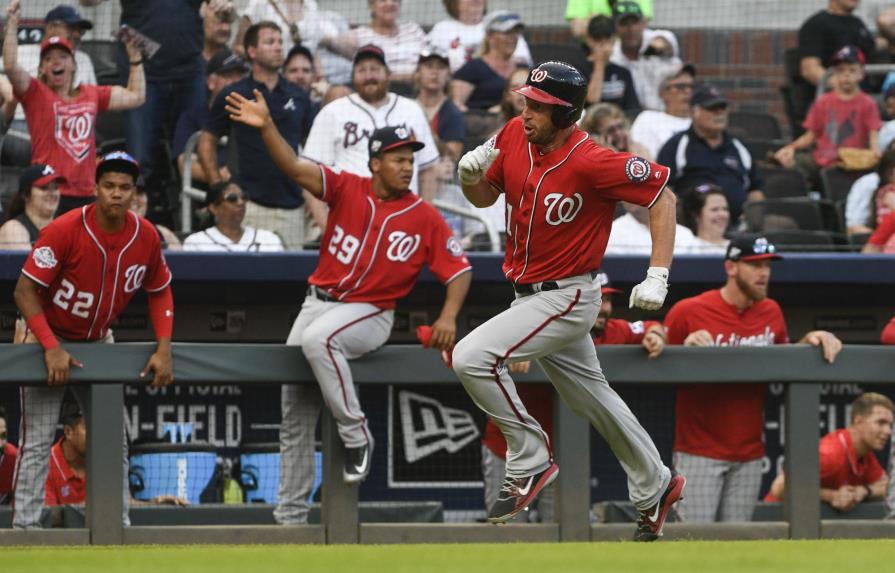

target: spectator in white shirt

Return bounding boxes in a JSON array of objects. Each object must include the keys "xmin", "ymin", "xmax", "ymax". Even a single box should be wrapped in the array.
[
  {"xmin": 845, "ymin": 123, "xmax": 895, "ymax": 236},
  {"xmin": 680, "ymin": 183, "xmax": 730, "ymax": 255},
  {"xmin": 183, "ymin": 181, "xmax": 284, "ymax": 252},
  {"xmin": 606, "ymin": 201, "xmax": 700, "ymax": 255},
  {"xmin": 629, "ymin": 64, "xmax": 694, "ymax": 159},
  {"xmin": 428, "ymin": 0, "xmax": 533, "ymax": 73}
]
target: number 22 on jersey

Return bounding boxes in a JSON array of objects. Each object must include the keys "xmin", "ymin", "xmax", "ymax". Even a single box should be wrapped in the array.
[{"xmin": 52, "ymin": 278, "xmax": 95, "ymax": 319}]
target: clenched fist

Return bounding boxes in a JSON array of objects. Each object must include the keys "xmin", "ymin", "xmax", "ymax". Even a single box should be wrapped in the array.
[
  {"xmin": 458, "ymin": 138, "xmax": 499, "ymax": 186},
  {"xmin": 629, "ymin": 267, "xmax": 669, "ymax": 311}
]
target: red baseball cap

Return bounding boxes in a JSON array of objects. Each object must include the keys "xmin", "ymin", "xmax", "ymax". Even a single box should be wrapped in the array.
[
  {"xmin": 19, "ymin": 164, "xmax": 65, "ymax": 194},
  {"xmin": 596, "ymin": 271, "xmax": 623, "ymax": 295},
  {"xmin": 40, "ymin": 35, "xmax": 74, "ymax": 59}
]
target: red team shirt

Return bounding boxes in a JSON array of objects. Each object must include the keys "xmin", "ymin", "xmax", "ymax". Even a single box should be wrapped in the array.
[
  {"xmin": 18, "ymin": 79, "xmax": 112, "ymax": 198},
  {"xmin": 45, "ymin": 439, "xmax": 86, "ymax": 506},
  {"xmin": 665, "ymin": 290, "xmax": 789, "ymax": 462},
  {"xmin": 22, "ymin": 205, "xmax": 172, "ymax": 341},
  {"xmin": 0, "ymin": 442, "xmax": 18, "ymax": 497},
  {"xmin": 483, "ymin": 318, "xmax": 657, "ymax": 458},
  {"xmin": 485, "ymin": 117, "xmax": 669, "ymax": 283},
  {"xmin": 310, "ymin": 166, "xmax": 471, "ymax": 308}
]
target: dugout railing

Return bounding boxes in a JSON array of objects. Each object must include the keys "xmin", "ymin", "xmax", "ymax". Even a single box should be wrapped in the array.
[{"xmin": 1, "ymin": 344, "xmax": 895, "ymax": 545}]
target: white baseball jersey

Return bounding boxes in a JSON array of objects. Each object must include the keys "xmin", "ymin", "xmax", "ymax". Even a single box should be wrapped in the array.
[
  {"xmin": 427, "ymin": 18, "xmax": 534, "ymax": 73},
  {"xmin": 302, "ymin": 92, "xmax": 439, "ymax": 195},
  {"xmin": 182, "ymin": 226, "xmax": 284, "ymax": 252}
]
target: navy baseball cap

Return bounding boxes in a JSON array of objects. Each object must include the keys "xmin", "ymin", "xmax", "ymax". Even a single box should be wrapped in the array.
[
  {"xmin": 207, "ymin": 49, "xmax": 248, "ymax": 76},
  {"xmin": 19, "ymin": 164, "xmax": 64, "ymax": 194},
  {"xmin": 830, "ymin": 45, "xmax": 865, "ymax": 66},
  {"xmin": 96, "ymin": 151, "xmax": 141, "ymax": 182},
  {"xmin": 368, "ymin": 126, "xmax": 425, "ymax": 159},
  {"xmin": 595, "ymin": 271, "xmax": 622, "ymax": 295},
  {"xmin": 726, "ymin": 235, "xmax": 783, "ymax": 262},
  {"xmin": 690, "ymin": 84, "xmax": 727, "ymax": 109},
  {"xmin": 353, "ymin": 44, "xmax": 387, "ymax": 68},
  {"xmin": 45, "ymin": 4, "xmax": 93, "ymax": 30}
]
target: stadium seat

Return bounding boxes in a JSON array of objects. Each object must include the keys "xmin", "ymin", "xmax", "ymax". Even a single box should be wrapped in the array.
[
  {"xmin": 743, "ymin": 198, "xmax": 839, "ymax": 232},
  {"xmin": 759, "ymin": 166, "xmax": 809, "ymax": 198},
  {"xmin": 95, "ymin": 110, "xmax": 127, "ymax": 152},
  {"xmin": 780, "ymin": 47, "xmax": 810, "ymax": 138},
  {"xmin": 79, "ymin": 40, "xmax": 121, "ymax": 86},
  {"xmin": 757, "ymin": 229, "xmax": 850, "ymax": 252},
  {"xmin": 820, "ymin": 166, "xmax": 870, "ymax": 203},
  {"xmin": 462, "ymin": 110, "xmax": 502, "ymax": 154},
  {"xmin": 728, "ymin": 111, "xmax": 784, "ymax": 140},
  {"xmin": 528, "ymin": 42, "xmax": 589, "ymax": 71}
]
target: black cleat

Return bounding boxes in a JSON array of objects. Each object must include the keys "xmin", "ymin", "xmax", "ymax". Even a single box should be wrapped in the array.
[
  {"xmin": 343, "ymin": 443, "xmax": 372, "ymax": 484},
  {"xmin": 487, "ymin": 463, "xmax": 559, "ymax": 524},
  {"xmin": 633, "ymin": 472, "xmax": 686, "ymax": 542}
]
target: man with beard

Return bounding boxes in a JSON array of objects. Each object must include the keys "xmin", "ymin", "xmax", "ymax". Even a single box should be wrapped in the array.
[
  {"xmin": 302, "ymin": 44, "xmax": 439, "ymax": 202},
  {"xmin": 664, "ymin": 234, "xmax": 842, "ymax": 523},
  {"xmin": 199, "ymin": 21, "xmax": 313, "ymax": 249}
]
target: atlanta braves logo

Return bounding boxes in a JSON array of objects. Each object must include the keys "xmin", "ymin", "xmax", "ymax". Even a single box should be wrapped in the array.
[
  {"xmin": 123, "ymin": 264, "xmax": 147, "ymax": 294},
  {"xmin": 386, "ymin": 231, "xmax": 421, "ymax": 262},
  {"xmin": 531, "ymin": 68, "xmax": 548, "ymax": 83},
  {"xmin": 54, "ymin": 101, "xmax": 96, "ymax": 163},
  {"xmin": 624, "ymin": 156, "xmax": 651, "ymax": 183},
  {"xmin": 543, "ymin": 193, "xmax": 583, "ymax": 226}
]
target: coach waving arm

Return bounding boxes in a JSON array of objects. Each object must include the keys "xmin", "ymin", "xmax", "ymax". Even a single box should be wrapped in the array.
[
  {"xmin": 630, "ymin": 189, "xmax": 676, "ymax": 311},
  {"xmin": 225, "ymin": 89, "xmax": 324, "ymax": 198}
]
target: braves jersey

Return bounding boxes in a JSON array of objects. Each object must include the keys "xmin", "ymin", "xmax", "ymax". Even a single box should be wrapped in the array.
[
  {"xmin": 309, "ymin": 166, "xmax": 471, "ymax": 309},
  {"xmin": 45, "ymin": 439, "xmax": 85, "ymax": 506},
  {"xmin": 22, "ymin": 205, "xmax": 172, "ymax": 341},
  {"xmin": 18, "ymin": 79, "xmax": 112, "ymax": 198},
  {"xmin": 664, "ymin": 289, "xmax": 789, "ymax": 462},
  {"xmin": 485, "ymin": 117, "xmax": 670, "ymax": 284},
  {"xmin": 302, "ymin": 93, "xmax": 439, "ymax": 195}
]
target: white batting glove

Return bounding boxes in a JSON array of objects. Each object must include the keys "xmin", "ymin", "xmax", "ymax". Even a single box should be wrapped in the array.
[
  {"xmin": 629, "ymin": 267, "xmax": 669, "ymax": 311},
  {"xmin": 458, "ymin": 138, "xmax": 499, "ymax": 186}
]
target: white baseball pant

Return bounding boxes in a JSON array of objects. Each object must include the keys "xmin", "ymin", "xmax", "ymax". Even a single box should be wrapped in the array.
[{"xmin": 452, "ymin": 272, "xmax": 671, "ymax": 511}]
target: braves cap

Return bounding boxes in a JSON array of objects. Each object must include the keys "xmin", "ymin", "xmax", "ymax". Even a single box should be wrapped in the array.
[
  {"xmin": 613, "ymin": 1, "xmax": 644, "ymax": 23},
  {"xmin": 19, "ymin": 164, "xmax": 64, "ymax": 195},
  {"xmin": 96, "ymin": 151, "xmax": 141, "ymax": 182},
  {"xmin": 418, "ymin": 46, "xmax": 450, "ymax": 66},
  {"xmin": 830, "ymin": 45, "xmax": 865, "ymax": 66},
  {"xmin": 484, "ymin": 11, "xmax": 524, "ymax": 33},
  {"xmin": 725, "ymin": 234, "xmax": 783, "ymax": 262},
  {"xmin": 39, "ymin": 35, "xmax": 74, "ymax": 59},
  {"xmin": 45, "ymin": 4, "xmax": 93, "ymax": 30},
  {"xmin": 689, "ymin": 84, "xmax": 727, "ymax": 108},
  {"xmin": 353, "ymin": 44, "xmax": 387, "ymax": 68},
  {"xmin": 207, "ymin": 49, "xmax": 248, "ymax": 76},
  {"xmin": 595, "ymin": 271, "xmax": 622, "ymax": 295},
  {"xmin": 368, "ymin": 126, "xmax": 425, "ymax": 159}
]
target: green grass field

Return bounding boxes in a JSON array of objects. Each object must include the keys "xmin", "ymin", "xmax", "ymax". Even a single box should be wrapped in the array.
[{"xmin": 3, "ymin": 541, "xmax": 894, "ymax": 573}]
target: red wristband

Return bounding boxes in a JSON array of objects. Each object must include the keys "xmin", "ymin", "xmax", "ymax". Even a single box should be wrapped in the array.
[{"xmin": 25, "ymin": 312, "xmax": 59, "ymax": 350}]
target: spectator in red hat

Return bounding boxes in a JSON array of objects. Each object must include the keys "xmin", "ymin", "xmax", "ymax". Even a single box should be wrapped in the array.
[
  {"xmin": 3, "ymin": 0, "xmax": 145, "ymax": 215},
  {"xmin": 0, "ymin": 164, "xmax": 64, "ymax": 250},
  {"xmin": 664, "ymin": 235, "xmax": 842, "ymax": 523},
  {"xmin": 775, "ymin": 45, "xmax": 881, "ymax": 190}
]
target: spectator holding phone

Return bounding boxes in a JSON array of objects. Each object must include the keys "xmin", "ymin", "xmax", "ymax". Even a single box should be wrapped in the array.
[{"xmin": 5, "ymin": 0, "xmax": 145, "ymax": 215}]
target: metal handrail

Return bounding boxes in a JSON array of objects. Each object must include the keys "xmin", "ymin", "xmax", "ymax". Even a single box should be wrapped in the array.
[
  {"xmin": 816, "ymin": 63, "xmax": 895, "ymax": 99},
  {"xmin": 432, "ymin": 198, "xmax": 502, "ymax": 253},
  {"xmin": 180, "ymin": 130, "xmax": 208, "ymax": 234}
]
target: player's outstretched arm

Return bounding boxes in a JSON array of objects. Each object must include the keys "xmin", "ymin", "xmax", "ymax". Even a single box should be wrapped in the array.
[
  {"xmin": 13, "ymin": 275, "xmax": 82, "ymax": 385},
  {"xmin": 225, "ymin": 89, "xmax": 324, "ymax": 197},
  {"xmin": 3, "ymin": 1, "xmax": 31, "ymax": 96},
  {"xmin": 429, "ymin": 270, "xmax": 472, "ymax": 350}
]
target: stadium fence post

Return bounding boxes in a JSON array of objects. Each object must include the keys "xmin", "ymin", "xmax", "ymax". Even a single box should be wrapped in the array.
[
  {"xmin": 86, "ymin": 383, "xmax": 125, "ymax": 545},
  {"xmin": 554, "ymin": 391, "xmax": 590, "ymax": 541},
  {"xmin": 783, "ymin": 382, "xmax": 821, "ymax": 539},
  {"xmin": 321, "ymin": 410, "xmax": 359, "ymax": 543}
]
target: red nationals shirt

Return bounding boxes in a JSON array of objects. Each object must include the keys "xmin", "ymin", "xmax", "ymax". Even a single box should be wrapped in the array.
[
  {"xmin": 22, "ymin": 205, "xmax": 172, "ymax": 341},
  {"xmin": 881, "ymin": 316, "xmax": 895, "ymax": 345},
  {"xmin": 485, "ymin": 117, "xmax": 669, "ymax": 284},
  {"xmin": 45, "ymin": 440, "xmax": 86, "ymax": 506},
  {"xmin": 0, "ymin": 442, "xmax": 17, "ymax": 496},
  {"xmin": 804, "ymin": 91, "xmax": 881, "ymax": 168},
  {"xmin": 310, "ymin": 166, "xmax": 471, "ymax": 309},
  {"xmin": 594, "ymin": 318, "xmax": 661, "ymax": 345},
  {"xmin": 18, "ymin": 79, "xmax": 112, "ymax": 197},
  {"xmin": 665, "ymin": 289, "xmax": 789, "ymax": 462},
  {"xmin": 819, "ymin": 428, "xmax": 885, "ymax": 489}
]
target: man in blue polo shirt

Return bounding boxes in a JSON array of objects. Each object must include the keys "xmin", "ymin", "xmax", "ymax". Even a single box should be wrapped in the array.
[
  {"xmin": 657, "ymin": 85, "xmax": 764, "ymax": 226},
  {"xmin": 198, "ymin": 21, "xmax": 313, "ymax": 250}
]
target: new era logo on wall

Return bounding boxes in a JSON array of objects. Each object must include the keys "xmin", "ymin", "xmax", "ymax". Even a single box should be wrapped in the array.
[{"xmin": 399, "ymin": 391, "xmax": 480, "ymax": 463}]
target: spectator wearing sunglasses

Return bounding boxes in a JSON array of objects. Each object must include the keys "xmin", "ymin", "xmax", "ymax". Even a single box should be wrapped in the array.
[
  {"xmin": 629, "ymin": 64, "xmax": 694, "ymax": 159},
  {"xmin": 0, "ymin": 405, "xmax": 16, "ymax": 504},
  {"xmin": 183, "ymin": 181, "xmax": 284, "ymax": 252}
]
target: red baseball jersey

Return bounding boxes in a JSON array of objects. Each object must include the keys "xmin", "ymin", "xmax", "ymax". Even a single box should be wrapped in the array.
[
  {"xmin": 18, "ymin": 79, "xmax": 112, "ymax": 198},
  {"xmin": 485, "ymin": 117, "xmax": 669, "ymax": 284},
  {"xmin": 45, "ymin": 439, "xmax": 86, "ymax": 506},
  {"xmin": 22, "ymin": 205, "xmax": 172, "ymax": 341},
  {"xmin": 482, "ymin": 319, "xmax": 658, "ymax": 458},
  {"xmin": 882, "ymin": 316, "xmax": 895, "ymax": 345},
  {"xmin": 819, "ymin": 428, "xmax": 885, "ymax": 490},
  {"xmin": 309, "ymin": 166, "xmax": 471, "ymax": 309},
  {"xmin": 665, "ymin": 289, "xmax": 789, "ymax": 462},
  {"xmin": 0, "ymin": 442, "xmax": 17, "ymax": 496}
]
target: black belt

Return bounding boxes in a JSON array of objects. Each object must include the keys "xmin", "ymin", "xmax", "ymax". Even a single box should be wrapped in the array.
[
  {"xmin": 512, "ymin": 271, "xmax": 599, "ymax": 296},
  {"xmin": 307, "ymin": 286, "xmax": 337, "ymax": 302}
]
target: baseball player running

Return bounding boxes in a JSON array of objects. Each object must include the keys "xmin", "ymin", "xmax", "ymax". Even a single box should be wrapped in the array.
[
  {"xmin": 11, "ymin": 151, "xmax": 174, "ymax": 529},
  {"xmin": 225, "ymin": 89, "xmax": 472, "ymax": 525},
  {"xmin": 453, "ymin": 61, "xmax": 684, "ymax": 541}
]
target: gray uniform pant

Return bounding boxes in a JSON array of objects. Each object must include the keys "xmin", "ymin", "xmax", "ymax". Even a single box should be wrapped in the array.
[
  {"xmin": 452, "ymin": 273, "xmax": 670, "ymax": 511},
  {"xmin": 673, "ymin": 451, "xmax": 762, "ymax": 522},
  {"xmin": 274, "ymin": 296, "xmax": 393, "ymax": 524},
  {"xmin": 13, "ymin": 331, "xmax": 130, "ymax": 529}
]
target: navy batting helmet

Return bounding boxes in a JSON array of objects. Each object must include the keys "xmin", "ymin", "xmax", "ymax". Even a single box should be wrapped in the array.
[{"xmin": 514, "ymin": 61, "xmax": 587, "ymax": 128}]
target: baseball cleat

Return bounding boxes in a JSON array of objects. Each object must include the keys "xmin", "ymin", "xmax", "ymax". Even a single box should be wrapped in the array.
[
  {"xmin": 343, "ymin": 443, "xmax": 372, "ymax": 484},
  {"xmin": 487, "ymin": 463, "xmax": 559, "ymax": 524},
  {"xmin": 633, "ymin": 472, "xmax": 686, "ymax": 542}
]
